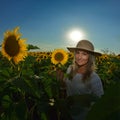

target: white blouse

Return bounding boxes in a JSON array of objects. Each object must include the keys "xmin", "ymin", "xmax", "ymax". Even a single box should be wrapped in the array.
[{"xmin": 65, "ymin": 67, "xmax": 104, "ymax": 97}]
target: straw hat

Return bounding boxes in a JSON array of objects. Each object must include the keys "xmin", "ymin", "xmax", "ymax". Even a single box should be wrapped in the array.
[{"xmin": 67, "ymin": 40, "xmax": 101, "ymax": 56}]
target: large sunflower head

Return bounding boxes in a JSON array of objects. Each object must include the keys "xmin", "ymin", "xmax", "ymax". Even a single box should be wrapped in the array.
[
  {"xmin": 1, "ymin": 27, "xmax": 28, "ymax": 64},
  {"xmin": 51, "ymin": 49, "xmax": 68, "ymax": 65}
]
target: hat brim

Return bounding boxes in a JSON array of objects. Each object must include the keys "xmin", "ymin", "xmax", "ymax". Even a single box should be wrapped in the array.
[{"xmin": 67, "ymin": 47, "xmax": 102, "ymax": 56}]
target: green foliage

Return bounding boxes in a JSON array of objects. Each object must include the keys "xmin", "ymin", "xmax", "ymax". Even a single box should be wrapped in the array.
[
  {"xmin": 0, "ymin": 51, "xmax": 120, "ymax": 120},
  {"xmin": 86, "ymin": 82, "xmax": 120, "ymax": 120},
  {"xmin": 27, "ymin": 44, "xmax": 40, "ymax": 51},
  {"xmin": 96, "ymin": 54, "xmax": 120, "ymax": 89}
]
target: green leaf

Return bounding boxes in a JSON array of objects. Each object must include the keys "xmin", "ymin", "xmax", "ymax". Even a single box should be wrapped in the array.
[
  {"xmin": 86, "ymin": 82, "xmax": 120, "ymax": 120},
  {"xmin": 1, "ymin": 95, "xmax": 12, "ymax": 108},
  {"xmin": 15, "ymin": 100, "xmax": 27, "ymax": 120}
]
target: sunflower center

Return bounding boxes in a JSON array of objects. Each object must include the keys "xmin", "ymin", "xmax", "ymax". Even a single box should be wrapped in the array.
[
  {"xmin": 4, "ymin": 35, "xmax": 20, "ymax": 57},
  {"xmin": 54, "ymin": 52, "xmax": 64, "ymax": 62}
]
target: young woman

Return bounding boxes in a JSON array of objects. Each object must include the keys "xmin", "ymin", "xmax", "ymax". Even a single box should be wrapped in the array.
[{"xmin": 62, "ymin": 40, "xmax": 104, "ymax": 120}]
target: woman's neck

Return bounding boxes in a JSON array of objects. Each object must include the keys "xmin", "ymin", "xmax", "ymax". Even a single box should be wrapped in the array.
[{"xmin": 77, "ymin": 65, "xmax": 87, "ymax": 74}]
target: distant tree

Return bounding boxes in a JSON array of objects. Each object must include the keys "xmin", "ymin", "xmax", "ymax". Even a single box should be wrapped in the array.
[
  {"xmin": 27, "ymin": 44, "xmax": 40, "ymax": 51},
  {"xmin": 101, "ymin": 48, "xmax": 115, "ymax": 55}
]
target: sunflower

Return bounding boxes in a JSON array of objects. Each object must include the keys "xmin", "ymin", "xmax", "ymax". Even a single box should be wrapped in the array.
[
  {"xmin": 51, "ymin": 49, "xmax": 68, "ymax": 65},
  {"xmin": 1, "ymin": 27, "xmax": 28, "ymax": 64}
]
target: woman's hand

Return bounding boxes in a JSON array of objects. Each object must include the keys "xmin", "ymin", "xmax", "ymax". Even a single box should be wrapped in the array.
[
  {"xmin": 56, "ymin": 69, "xmax": 67, "ymax": 87},
  {"xmin": 56, "ymin": 69, "xmax": 67, "ymax": 98},
  {"xmin": 56, "ymin": 69, "xmax": 64, "ymax": 81}
]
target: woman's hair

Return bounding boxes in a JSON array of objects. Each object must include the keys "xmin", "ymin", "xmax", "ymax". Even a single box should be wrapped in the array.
[{"xmin": 70, "ymin": 52, "xmax": 96, "ymax": 82}]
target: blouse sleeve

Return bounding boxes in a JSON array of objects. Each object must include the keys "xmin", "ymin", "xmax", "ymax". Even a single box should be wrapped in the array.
[
  {"xmin": 90, "ymin": 73, "xmax": 104, "ymax": 97},
  {"xmin": 64, "ymin": 65, "xmax": 73, "ymax": 96}
]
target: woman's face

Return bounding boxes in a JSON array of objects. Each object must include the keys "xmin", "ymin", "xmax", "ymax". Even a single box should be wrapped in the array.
[{"xmin": 75, "ymin": 50, "xmax": 89, "ymax": 66}]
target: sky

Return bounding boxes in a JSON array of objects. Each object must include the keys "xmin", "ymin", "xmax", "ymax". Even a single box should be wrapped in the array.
[{"xmin": 0, "ymin": 0, "xmax": 120, "ymax": 54}]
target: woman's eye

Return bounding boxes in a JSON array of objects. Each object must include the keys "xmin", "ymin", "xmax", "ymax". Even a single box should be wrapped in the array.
[{"xmin": 83, "ymin": 53, "xmax": 87, "ymax": 55}]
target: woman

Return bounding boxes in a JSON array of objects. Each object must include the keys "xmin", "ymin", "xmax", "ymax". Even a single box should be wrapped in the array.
[{"xmin": 62, "ymin": 40, "xmax": 104, "ymax": 120}]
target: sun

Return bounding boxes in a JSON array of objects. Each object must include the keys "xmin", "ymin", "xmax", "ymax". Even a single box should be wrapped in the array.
[{"xmin": 68, "ymin": 29, "xmax": 85, "ymax": 42}]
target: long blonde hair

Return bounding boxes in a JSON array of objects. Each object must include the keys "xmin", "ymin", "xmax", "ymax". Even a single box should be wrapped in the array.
[{"xmin": 69, "ymin": 52, "xmax": 96, "ymax": 82}]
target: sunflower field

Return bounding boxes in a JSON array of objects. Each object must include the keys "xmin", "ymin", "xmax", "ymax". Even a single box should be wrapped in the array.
[{"xmin": 0, "ymin": 27, "xmax": 120, "ymax": 120}]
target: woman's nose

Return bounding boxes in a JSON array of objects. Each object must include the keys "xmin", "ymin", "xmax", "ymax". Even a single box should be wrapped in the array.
[{"xmin": 78, "ymin": 54, "xmax": 82, "ymax": 59}]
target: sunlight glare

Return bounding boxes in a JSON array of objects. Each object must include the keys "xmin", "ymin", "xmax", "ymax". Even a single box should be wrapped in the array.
[{"xmin": 69, "ymin": 30, "xmax": 84, "ymax": 42}]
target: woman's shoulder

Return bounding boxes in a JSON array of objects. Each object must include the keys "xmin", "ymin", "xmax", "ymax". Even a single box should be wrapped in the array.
[
  {"xmin": 91, "ymin": 72, "xmax": 101, "ymax": 81},
  {"xmin": 91, "ymin": 71, "xmax": 99, "ymax": 76}
]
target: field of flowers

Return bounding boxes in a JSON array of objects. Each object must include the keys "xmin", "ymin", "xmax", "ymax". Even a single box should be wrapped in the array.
[{"xmin": 0, "ymin": 27, "xmax": 120, "ymax": 120}]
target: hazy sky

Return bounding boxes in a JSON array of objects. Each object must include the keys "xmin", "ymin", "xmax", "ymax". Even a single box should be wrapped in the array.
[{"xmin": 0, "ymin": 0, "xmax": 120, "ymax": 54}]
